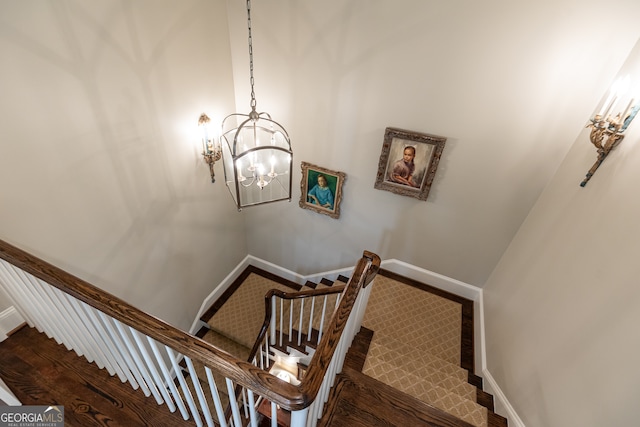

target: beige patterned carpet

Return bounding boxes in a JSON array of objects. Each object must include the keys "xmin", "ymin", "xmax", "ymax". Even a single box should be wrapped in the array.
[
  {"xmin": 203, "ymin": 270, "xmax": 487, "ymax": 427},
  {"xmin": 362, "ymin": 274, "xmax": 487, "ymax": 427},
  {"xmin": 206, "ymin": 272, "xmax": 298, "ymax": 350}
]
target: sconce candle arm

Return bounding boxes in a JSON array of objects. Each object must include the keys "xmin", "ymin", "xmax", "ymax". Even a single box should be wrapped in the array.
[{"xmin": 580, "ymin": 118, "xmax": 625, "ymax": 187}]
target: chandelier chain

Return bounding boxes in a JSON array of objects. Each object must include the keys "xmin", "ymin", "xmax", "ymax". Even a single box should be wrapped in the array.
[{"xmin": 247, "ymin": 0, "xmax": 256, "ymax": 110}]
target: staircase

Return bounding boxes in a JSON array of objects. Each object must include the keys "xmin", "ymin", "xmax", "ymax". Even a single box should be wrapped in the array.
[
  {"xmin": 197, "ymin": 267, "xmax": 508, "ymax": 427},
  {"xmin": 0, "ymin": 237, "xmax": 507, "ymax": 426},
  {"xmin": 192, "ymin": 267, "xmax": 352, "ymax": 426},
  {"xmin": 0, "ymin": 239, "xmax": 380, "ymax": 427}
]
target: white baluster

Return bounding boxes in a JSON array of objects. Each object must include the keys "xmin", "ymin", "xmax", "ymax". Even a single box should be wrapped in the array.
[
  {"xmin": 78, "ymin": 302, "xmax": 130, "ymax": 383},
  {"xmin": 204, "ymin": 367, "xmax": 228, "ymax": 427},
  {"xmin": 147, "ymin": 338, "xmax": 189, "ymax": 420},
  {"xmin": 113, "ymin": 318, "xmax": 162, "ymax": 402},
  {"xmin": 307, "ymin": 296, "xmax": 315, "ymax": 341},
  {"xmin": 0, "ymin": 262, "xmax": 41, "ymax": 332},
  {"xmin": 166, "ymin": 348, "xmax": 202, "ymax": 427},
  {"xmin": 246, "ymin": 389, "xmax": 258, "ymax": 427},
  {"xmin": 317, "ymin": 295, "xmax": 328, "ymax": 345},
  {"xmin": 279, "ymin": 298, "xmax": 284, "ymax": 347},
  {"xmin": 185, "ymin": 356, "xmax": 215, "ymax": 427},
  {"xmin": 290, "ymin": 407, "xmax": 309, "ymax": 427},
  {"xmin": 288, "ymin": 299, "xmax": 293, "ymax": 344},
  {"xmin": 66, "ymin": 296, "xmax": 116, "ymax": 375},
  {"xmin": 298, "ymin": 299, "xmax": 304, "ymax": 346},
  {"xmin": 226, "ymin": 378, "xmax": 243, "ymax": 427},
  {"xmin": 29, "ymin": 275, "xmax": 82, "ymax": 355},
  {"xmin": 97, "ymin": 312, "xmax": 145, "ymax": 392},
  {"xmin": 271, "ymin": 401, "xmax": 278, "ymax": 427},
  {"xmin": 270, "ymin": 296, "xmax": 276, "ymax": 345},
  {"xmin": 130, "ymin": 328, "xmax": 173, "ymax": 410}
]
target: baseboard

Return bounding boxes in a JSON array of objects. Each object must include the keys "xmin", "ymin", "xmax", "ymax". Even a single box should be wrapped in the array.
[
  {"xmin": 482, "ymin": 369, "xmax": 526, "ymax": 427},
  {"xmin": 0, "ymin": 306, "xmax": 24, "ymax": 342}
]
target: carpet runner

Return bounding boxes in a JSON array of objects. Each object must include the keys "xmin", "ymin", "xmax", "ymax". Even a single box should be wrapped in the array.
[
  {"xmin": 361, "ymin": 274, "xmax": 488, "ymax": 427},
  {"xmin": 199, "ymin": 268, "xmax": 500, "ymax": 427}
]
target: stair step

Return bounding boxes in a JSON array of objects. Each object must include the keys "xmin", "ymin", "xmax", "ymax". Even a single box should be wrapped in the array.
[
  {"xmin": 320, "ymin": 366, "xmax": 477, "ymax": 427},
  {"xmin": 208, "ymin": 273, "xmax": 299, "ymax": 349},
  {"xmin": 364, "ymin": 352, "xmax": 476, "ymax": 401},
  {"xmin": 365, "ymin": 341, "xmax": 476, "ymax": 399},
  {"xmin": 370, "ymin": 334, "xmax": 469, "ymax": 381},
  {"xmin": 362, "ymin": 358, "xmax": 488, "ymax": 427},
  {"xmin": 303, "ymin": 280, "xmax": 318, "ymax": 289},
  {"xmin": 200, "ymin": 329, "xmax": 251, "ymax": 361}
]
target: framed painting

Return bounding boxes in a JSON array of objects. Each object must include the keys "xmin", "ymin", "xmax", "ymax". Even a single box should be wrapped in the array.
[
  {"xmin": 374, "ymin": 127, "xmax": 447, "ymax": 200},
  {"xmin": 299, "ymin": 162, "xmax": 346, "ymax": 219}
]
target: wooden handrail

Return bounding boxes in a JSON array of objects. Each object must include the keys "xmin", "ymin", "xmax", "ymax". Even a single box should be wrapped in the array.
[
  {"xmin": 0, "ymin": 239, "xmax": 303, "ymax": 409},
  {"xmin": 299, "ymin": 250, "xmax": 380, "ymax": 403},
  {"xmin": 0, "ymin": 239, "xmax": 381, "ymax": 411}
]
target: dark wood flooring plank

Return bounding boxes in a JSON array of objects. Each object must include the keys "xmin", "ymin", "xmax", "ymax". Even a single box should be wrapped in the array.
[{"xmin": 0, "ymin": 326, "xmax": 195, "ymax": 427}]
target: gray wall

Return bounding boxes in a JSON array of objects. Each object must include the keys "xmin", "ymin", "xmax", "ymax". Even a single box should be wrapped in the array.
[
  {"xmin": 230, "ymin": 0, "xmax": 640, "ymax": 287},
  {"xmin": 0, "ymin": 0, "xmax": 247, "ymax": 331},
  {"xmin": 484, "ymin": 120, "xmax": 640, "ymax": 426}
]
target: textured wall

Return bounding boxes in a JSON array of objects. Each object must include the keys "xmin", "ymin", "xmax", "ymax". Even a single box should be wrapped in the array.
[
  {"xmin": 0, "ymin": 0, "xmax": 246, "ymax": 331},
  {"xmin": 484, "ymin": 53, "xmax": 640, "ymax": 427},
  {"xmin": 230, "ymin": 0, "xmax": 639, "ymax": 286}
]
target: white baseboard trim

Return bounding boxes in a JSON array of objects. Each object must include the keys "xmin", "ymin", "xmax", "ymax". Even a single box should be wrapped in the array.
[
  {"xmin": 0, "ymin": 306, "xmax": 24, "ymax": 342},
  {"xmin": 482, "ymin": 369, "xmax": 526, "ymax": 427},
  {"xmin": 188, "ymin": 255, "xmax": 254, "ymax": 335}
]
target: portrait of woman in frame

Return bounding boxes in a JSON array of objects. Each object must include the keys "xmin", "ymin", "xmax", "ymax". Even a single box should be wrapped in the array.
[
  {"xmin": 374, "ymin": 127, "xmax": 447, "ymax": 200},
  {"xmin": 299, "ymin": 162, "xmax": 346, "ymax": 219}
]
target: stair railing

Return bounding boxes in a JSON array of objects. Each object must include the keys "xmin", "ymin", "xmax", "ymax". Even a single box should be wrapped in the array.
[
  {"xmin": 248, "ymin": 251, "xmax": 380, "ymax": 427},
  {"xmin": 0, "ymin": 239, "xmax": 380, "ymax": 427}
]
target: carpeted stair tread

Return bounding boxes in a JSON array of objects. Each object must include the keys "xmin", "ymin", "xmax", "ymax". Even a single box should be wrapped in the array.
[
  {"xmin": 362, "ymin": 274, "xmax": 462, "ymax": 365},
  {"xmin": 201, "ymin": 329, "xmax": 251, "ymax": 361},
  {"xmin": 368, "ymin": 334, "xmax": 468, "ymax": 381},
  {"xmin": 365, "ymin": 340, "xmax": 475, "ymax": 399},
  {"xmin": 208, "ymin": 273, "xmax": 298, "ymax": 349},
  {"xmin": 363, "ymin": 351, "xmax": 476, "ymax": 403},
  {"xmin": 363, "ymin": 357, "xmax": 487, "ymax": 427}
]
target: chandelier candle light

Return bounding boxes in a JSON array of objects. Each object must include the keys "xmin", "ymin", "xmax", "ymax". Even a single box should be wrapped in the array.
[
  {"xmin": 581, "ymin": 39, "xmax": 640, "ymax": 187},
  {"xmin": 198, "ymin": 0, "xmax": 293, "ymax": 210}
]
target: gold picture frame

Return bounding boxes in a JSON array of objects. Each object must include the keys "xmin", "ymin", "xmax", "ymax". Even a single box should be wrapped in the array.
[
  {"xmin": 299, "ymin": 162, "xmax": 346, "ymax": 219},
  {"xmin": 374, "ymin": 127, "xmax": 447, "ymax": 200}
]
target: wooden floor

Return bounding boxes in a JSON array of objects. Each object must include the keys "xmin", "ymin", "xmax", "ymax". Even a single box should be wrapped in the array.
[
  {"xmin": 0, "ymin": 325, "xmax": 194, "ymax": 427},
  {"xmin": 0, "ymin": 326, "xmax": 477, "ymax": 427}
]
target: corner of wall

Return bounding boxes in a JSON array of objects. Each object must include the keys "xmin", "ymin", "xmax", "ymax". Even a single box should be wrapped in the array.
[{"xmin": 0, "ymin": 306, "xmax": 24, "ymax": 342}]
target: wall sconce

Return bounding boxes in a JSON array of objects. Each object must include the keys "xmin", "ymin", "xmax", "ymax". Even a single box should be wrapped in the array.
[
  {"xmin": 581, "ymin": 40, "xmax": 640, "ymax": 187},
  {"xmin": 198, "ymin": 113, "xmax": 222, "ymax": 183}
]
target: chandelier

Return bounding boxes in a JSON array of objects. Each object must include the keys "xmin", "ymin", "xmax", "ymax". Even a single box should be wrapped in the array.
[{"xmin": 199, "ymin": 0, "xmax": 293, "ymax": 210}]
